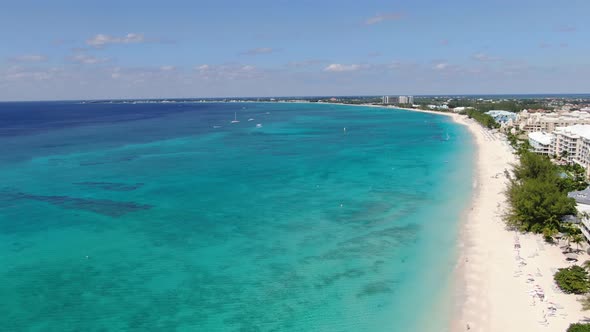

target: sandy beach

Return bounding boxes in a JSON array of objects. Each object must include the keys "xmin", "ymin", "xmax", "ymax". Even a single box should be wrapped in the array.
[{"xmin": 448, "ymin": 114, "xmax": 590, "ymax": 331}]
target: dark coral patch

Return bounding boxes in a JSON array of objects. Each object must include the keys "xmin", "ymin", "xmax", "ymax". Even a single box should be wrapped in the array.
[
  {"xmin": 3, "ymin": 191, "xmax": 151, "ymax": 217},
  {"xmin": 73, "ymin": 182, "xmax": 144, "ymax": 192}
]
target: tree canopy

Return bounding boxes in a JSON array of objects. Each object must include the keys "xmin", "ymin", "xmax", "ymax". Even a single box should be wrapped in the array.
[
  {"xmin": 465, "ymin": 109, "xmax": 500, "ymax": 129},
  {"xmin": 568, "ymin": 323, "xmax": 590, "ymax": 332},
  {"xmin": 554, "ymin": 265, "xmax": 590, "ymax": 294},
  {"xmin": 506, "ymin": 151, "xmax": 577, "ymax": 233}
]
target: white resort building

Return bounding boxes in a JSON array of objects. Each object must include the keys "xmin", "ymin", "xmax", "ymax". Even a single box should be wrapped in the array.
[
  {"xmin": 567, "ymin": 189, "xmax": 590, "ymax": 243},
  {"xmin": 552, "ymin": 125, "xmax": 590, "ymax": 168},
  {"xmin": 528, "ymin": 125, "xmax": 590, "ymax": 177},
  {"xmin": 528, "ymin": 132, "xmax": 554, "ymax": 155},
  {"xmin": 518, "ymin": 110, "xmax": 590, "ymax": 133}
]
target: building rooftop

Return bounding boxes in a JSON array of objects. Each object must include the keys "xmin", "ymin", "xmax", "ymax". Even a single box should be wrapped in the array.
[
  {"xmin": 555, "ymin": 124, "xmax": 590, "ymax": 140},
  {"xmin": 569, "ymin": 187, "xmax": 590, "ymax": 205},
  {"xmin": 528, "ymin": 131, "xmax": 554, "ymax": 145},
  {"xmin": 486, "ymin": 110, "xmax": 515, "ymax": 116}
]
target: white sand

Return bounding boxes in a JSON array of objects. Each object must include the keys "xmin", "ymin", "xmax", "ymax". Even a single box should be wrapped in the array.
[{"xmin": 446, "ymin": 114, "xmax": 590, "ymax": 332}]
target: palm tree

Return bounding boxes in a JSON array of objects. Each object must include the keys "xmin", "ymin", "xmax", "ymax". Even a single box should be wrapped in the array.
[
  {"xmin": 573, "ymin": 234, "xmax": 585, "ymax": 251},
  {"xmin": 563, "ymin": 231, "xmax": 575, "ymax": 251}
]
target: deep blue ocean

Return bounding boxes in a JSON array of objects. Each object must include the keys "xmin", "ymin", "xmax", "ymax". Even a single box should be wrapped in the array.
[{"xmin": 0, "ymin": 102, "xmax": 474, "ymax": 331}]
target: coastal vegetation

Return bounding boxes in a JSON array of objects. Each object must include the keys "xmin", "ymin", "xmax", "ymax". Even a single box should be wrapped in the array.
[
  {"xmin": 505, "ymin": 151, "xmax": 577, "ymax": 235},
  {"xmin": 447, "ymin": 98, "xmax": 546, "ymax": 112},
  {"xmin": 554, "ymin": 265, "xmax": 590, "ymax": 294},
  {"xmin": 560, "ymin": 163, "xmax": 590, "ymax": 191},
  {"xmin": 568, "ymin": 323, "xmax": 590, "ymax": 332},
  {"xmin": 465, "ymin": 109, "xmax": 500, "ymax": 129}
]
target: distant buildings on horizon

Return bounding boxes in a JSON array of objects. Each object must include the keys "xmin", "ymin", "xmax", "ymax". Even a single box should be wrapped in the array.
[{"xmin": 381, "ymin": 95, "xmax": 414, "ymax": 105}]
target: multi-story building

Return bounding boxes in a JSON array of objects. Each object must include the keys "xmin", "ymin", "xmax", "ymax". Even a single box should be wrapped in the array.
[
  {"xmin": 567, "ymin": 189, "xmax": 590, "ymax": 243},
  {"xmin": 528, "ymin": 125, "xmax": 590, "ymax": 177},
  {"xmin": 528, "ymin": 132, "xmax": 554, "ymax": 155},
  {"xmin": 517, "ymin": 110, "xmax": 590, "ymax": 133},
  {"xmin": 382, "ymin": 96, "xmax": 391, "ymax": 104},
  {"xmin": 552, "ymin": 125, "xmax": 590, "ymax": 167},
  {"xmin": 397, "ymin": 95, "xmax": 413, "ymax": 104}
]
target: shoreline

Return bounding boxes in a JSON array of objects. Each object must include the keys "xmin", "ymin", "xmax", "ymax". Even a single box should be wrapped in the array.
[
  {"xmin": 442, "ymin": 112, "xmax": 589, "ymax": 331},
  {"xmin": 255, "ymin": 101, "xmax": 590, "ymax": 330},
  {"xmin": 373, "ymin": 104, "xmax": 590, "ymax": 331}
]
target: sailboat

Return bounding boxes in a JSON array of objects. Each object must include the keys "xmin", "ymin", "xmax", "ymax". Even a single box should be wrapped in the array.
[{"xmin": 231, "ymin": 112, "xmax": 240, "ymax": 123}]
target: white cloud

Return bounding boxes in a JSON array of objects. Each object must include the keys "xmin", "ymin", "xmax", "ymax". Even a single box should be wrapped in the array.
[
  {"xmin": 387, "ymin": 61, "xmax": 402, "ymax": 69},
  {"xmin": 472, "ymin": 53, "xmax": 499, "ymax": 62},
  {"xmin": 364, "ymin": 13, "xmax": 403, "ymax": 25},
  {"xmin": 193, "ymin": 64, "xmax": 261, "ymax": 80},
  {"xmin": 2, "ymin": 65, "xmax": 63, "ymax": 81},
  {"xmin": 160, "ymin": 65, "xmax": 176, "ymax": 71},
  {"xmin": 287, "ymin": 59, "xmax": 326, "ymax": 68},
  {"xmin": 70, "ymin": 54, "xmax": 110, "ymax": 64},
  {"xmin": 241, "ymin": 47, "xmax": 274, "ymax": 55},
  {"xmin": 434, "ymin": 63, "xmax": 449, "ymax": 70},
  {"xmin": 10, "ymin": 54, "xmax": 47, "ymax": 62},
  {"xmin": 323, "ymin": 64, "xmax": 362, "ymax": 72},
  {"xmin": 110, "ymin": 67, "xmax": 121, "ymax": 79},
  {"xmin": 556, "ymin": 25, "xmax": 576, "ymax": 33},
  {"xmin": 86, "ymin": 33, "xmax": 146, "ymax": 48}
]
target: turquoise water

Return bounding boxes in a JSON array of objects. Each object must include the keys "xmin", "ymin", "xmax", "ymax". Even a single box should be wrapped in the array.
[{"xmin": 0, "ymin": 102, "xmax": 473, "ymax": 331}]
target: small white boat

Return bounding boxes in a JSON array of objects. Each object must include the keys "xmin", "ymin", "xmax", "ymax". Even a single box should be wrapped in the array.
[
  {"xmin": 231, "ymin": 112, "xmax": 239, "ymax": 123},
  {"xmin": 248, "ymin": 118, "xmax": 254, "ymax": 121},
  {"xmin": 256, "ymin": 123, "xmax": 262, "ymax": 128}
]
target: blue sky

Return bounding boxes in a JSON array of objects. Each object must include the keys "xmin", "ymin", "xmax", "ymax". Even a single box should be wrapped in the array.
[{"xmin": 1, "ymin": 0, "xmax": 589, "ymax": 100}]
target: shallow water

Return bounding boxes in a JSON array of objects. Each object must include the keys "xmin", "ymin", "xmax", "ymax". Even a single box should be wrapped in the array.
[{"xmin": 0, "ymin": 102, "xmax": 473, "ymax": 331}]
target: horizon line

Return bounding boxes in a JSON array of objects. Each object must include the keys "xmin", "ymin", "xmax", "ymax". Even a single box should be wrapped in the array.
[{"xmin": 2, "ymin": 92, "xmax": 590, "ymax": 103}]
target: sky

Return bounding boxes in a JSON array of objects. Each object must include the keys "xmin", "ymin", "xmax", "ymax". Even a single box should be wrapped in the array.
[{"xmin": 1, "ymin": 0, "xmax": 589, "ymax": 101}]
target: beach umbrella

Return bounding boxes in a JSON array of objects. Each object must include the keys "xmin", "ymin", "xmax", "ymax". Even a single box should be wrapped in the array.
[{"xmin": 566, "ymin": 253, "xmax": 578, "ymax": 261}]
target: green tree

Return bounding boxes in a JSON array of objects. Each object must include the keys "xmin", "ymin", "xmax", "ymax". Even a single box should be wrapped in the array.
[
  {"xmin": 554, "ymin": 265, "xmax": 590, "ymax": 294},
  {"xmin": 573, "ymin": 234, "xmax": 585, "ymax": 250},
  {"xmin": 465, "ymin": 109, "xmax": 500, "ymax": 129},
  {"xmin": 567, "ymin": 323, "xmax": 590, "ymax": 332},
  {"xmin": 506, "ymin": 178, "xmax": 576, "ymax": 232},
  {"xmin": 506, "ymin": 151, "xmax": 577, "ymax": 233},
  {"xmin": 512, "ymin": 151, "xmax": 558, "ymax": 181}
]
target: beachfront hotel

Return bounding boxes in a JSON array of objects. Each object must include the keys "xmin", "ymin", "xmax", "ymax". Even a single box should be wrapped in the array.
[
  {"xmin": 528, "ymin": 132, "xmax": 554, "ymax": 155},
  {"xmin": 528, "ymin": 125, "xmax": 590, "ymax": 172},
  {"xmin": 518, "ymin": 109, "xmax": 590, "ymax": 133},
  {"xmin": 568, "ymin": 188, "xmax": 590, "ymax": 243}
]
